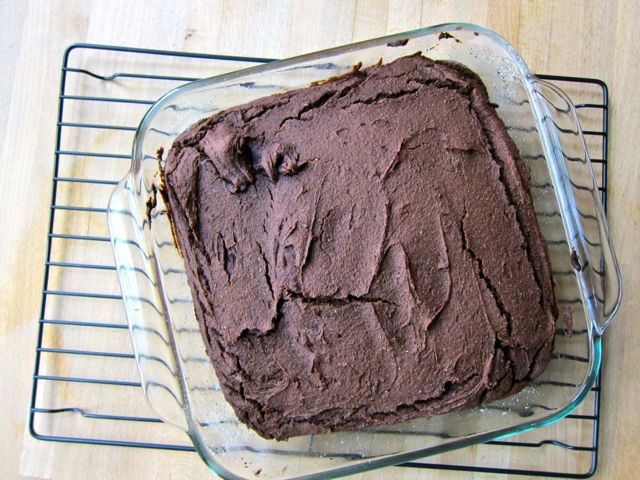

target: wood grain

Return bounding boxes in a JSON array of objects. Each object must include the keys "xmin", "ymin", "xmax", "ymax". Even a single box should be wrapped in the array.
[{"xmin": 1, "ymin": 0, "xmax": 638, "ymax": 479}]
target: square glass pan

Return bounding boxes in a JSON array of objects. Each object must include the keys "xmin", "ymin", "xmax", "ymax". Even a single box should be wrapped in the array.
[{"xmin": 108, "ymin": 23, "xmax": 622, "ymax": 480}]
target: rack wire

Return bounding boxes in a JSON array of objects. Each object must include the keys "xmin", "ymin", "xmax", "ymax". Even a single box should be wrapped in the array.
[{"xmin": 30, "ymin": 44, "xmax": 609, "ymax": 478}]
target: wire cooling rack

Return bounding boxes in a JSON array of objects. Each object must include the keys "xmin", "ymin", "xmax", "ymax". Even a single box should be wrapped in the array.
[{"xmin": 30, "ymin": 44, "xmax": 609, "ymax": 478}]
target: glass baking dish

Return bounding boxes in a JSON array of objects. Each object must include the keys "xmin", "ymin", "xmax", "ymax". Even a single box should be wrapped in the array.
[{"xmin": 108, "ymin": 23, "xmax": 622, "ymax": 480}]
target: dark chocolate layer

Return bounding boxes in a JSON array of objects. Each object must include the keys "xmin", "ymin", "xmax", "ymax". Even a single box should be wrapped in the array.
[{"xmin": 163, "ymin": 54, "xmax": 558, "ymax": 440}]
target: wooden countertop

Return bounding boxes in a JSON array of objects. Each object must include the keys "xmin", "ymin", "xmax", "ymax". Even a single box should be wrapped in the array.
[{"xmin": 2, "ymin": 1, "xmax": 637, "ymax": 479}]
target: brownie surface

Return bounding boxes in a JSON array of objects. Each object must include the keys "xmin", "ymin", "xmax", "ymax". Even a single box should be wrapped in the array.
[{"xmin": 163, "ymin": 53, "xmax": 558, "ymax": 440}]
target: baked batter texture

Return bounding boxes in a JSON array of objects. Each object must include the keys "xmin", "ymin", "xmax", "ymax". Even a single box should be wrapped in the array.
[{"xmin": 162, "ymin": 53, "xmax": 558, "ymax": 440}]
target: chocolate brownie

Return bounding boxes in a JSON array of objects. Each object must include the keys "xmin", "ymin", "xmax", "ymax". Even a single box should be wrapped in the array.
[{"xmin": 162, "ymin": 53, "xmax": 558, "ymax": 440}]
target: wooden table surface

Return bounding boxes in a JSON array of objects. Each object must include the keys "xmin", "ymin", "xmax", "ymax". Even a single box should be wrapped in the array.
[{"xmin": 1, "ymin": 1, "xmax": 638, "ymax": 479}]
